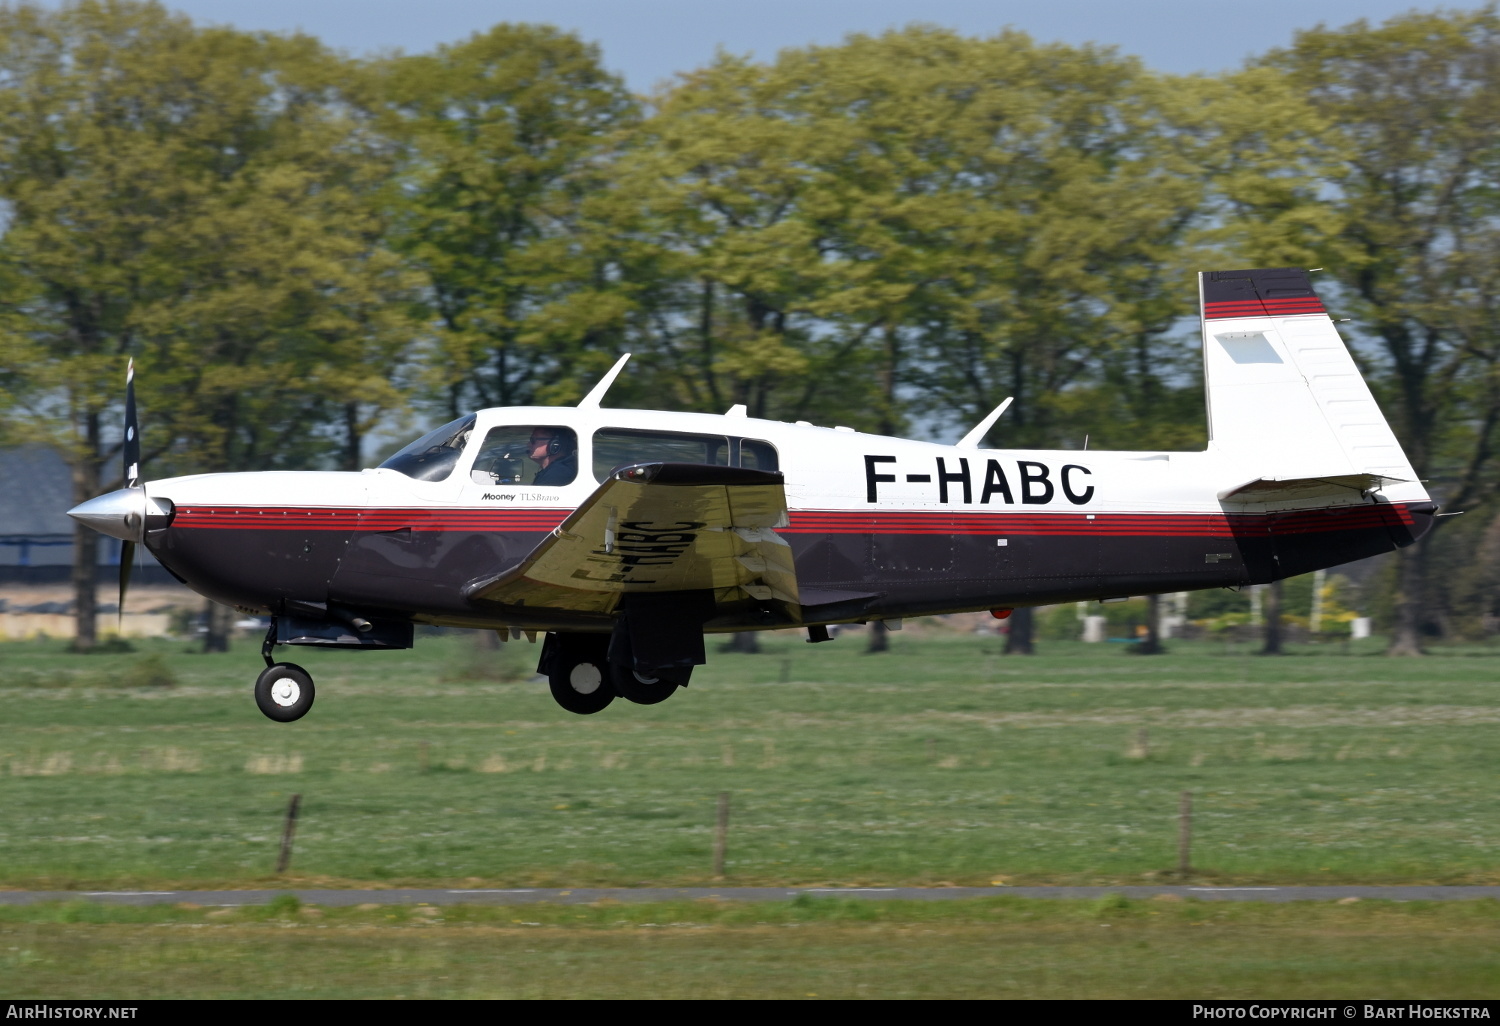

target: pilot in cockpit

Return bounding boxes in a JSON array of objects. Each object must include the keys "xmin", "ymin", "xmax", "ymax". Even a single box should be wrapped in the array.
[
  {"xmin": 468, "ymin": 425, "xmax": 578, "ymax": 486},
  {"xmin": 528, "ymin": 427, "xmax": 578, "ymax": 486}
]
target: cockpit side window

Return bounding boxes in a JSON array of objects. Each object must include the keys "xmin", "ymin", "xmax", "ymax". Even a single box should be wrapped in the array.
[
  {"xmin": 377, "ymin": 414, "xmax": 476, "ymax": 482},
  {"xmin": 470, "ymin": 426, "xmax": 579, "ymax": 487}
]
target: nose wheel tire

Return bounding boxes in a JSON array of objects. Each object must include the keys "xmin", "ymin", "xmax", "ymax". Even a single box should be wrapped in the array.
[
  {"xmin": 549, "ymin": 657, "xmax": 615, "ymax": 715},
  {"xmin": 255, "ymin": 663, "xmax": 315, "ymax": 722},
  {"xmin": 609, "ymin": 664, "xmax": 680, "ymax": 705}
]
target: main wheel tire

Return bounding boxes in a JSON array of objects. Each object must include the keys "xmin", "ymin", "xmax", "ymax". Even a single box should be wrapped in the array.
[
  {"xmin": 255, "ymin": 663, "xmax": 315, "ymax": 722},
  {"xmin": 609, "ymin": 664, "xmax": 680, "ymax": 705},
  {"xmin": 549, "ymin": 655, "xmax": 615, "ymax": 715}
]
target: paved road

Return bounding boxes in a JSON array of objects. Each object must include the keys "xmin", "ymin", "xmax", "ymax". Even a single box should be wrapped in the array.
[{"xmin": 3, "ymin": 886, "xmax": 1500, "ymax": 906}]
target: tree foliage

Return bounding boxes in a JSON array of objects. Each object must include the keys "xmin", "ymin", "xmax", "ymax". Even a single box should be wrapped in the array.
[
  {"xmin": 577, "ymin": 30, "xmax": 1207, "ymax": 442},
  {"xmin": 0, "ymin": 0, "xmax": 417, "ymax": 644},
  {"xmin": 372, "ymin": 23, "xmax": 639, "ymax": 416},
  {"xmin": 1263, "ymin": 8, "xmax": 1500, "ymax": 652}
]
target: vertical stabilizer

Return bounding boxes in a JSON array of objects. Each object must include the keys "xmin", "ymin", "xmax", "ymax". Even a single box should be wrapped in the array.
[{"xmin": 1200, "ymin": 268, "xmax": 1416, "ymax": 486}]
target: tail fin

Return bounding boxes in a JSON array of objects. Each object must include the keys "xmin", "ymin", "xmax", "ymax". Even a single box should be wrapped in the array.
[{"xmin": 1199, "ymin": 268, "xmax": 1421, "ymax": 497}]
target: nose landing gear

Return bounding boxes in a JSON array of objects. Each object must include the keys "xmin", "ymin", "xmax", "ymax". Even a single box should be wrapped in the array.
[{"xmin": 256, "ymin": 617, "xmax": 315, "ymax": 722}]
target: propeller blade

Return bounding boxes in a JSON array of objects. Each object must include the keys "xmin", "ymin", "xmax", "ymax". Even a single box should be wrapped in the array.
[
  {"xmin": 123, "ymin": 358, "xmax": 140, "ymax": 489},
  {"xmin": 118, "ymin": 540, "xmax": 135, "ymax": 631}
]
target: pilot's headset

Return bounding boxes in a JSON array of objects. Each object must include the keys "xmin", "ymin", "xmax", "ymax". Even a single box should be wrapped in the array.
[{"xmin": 544, "ymin": 431, "xmax": 575, "ymax": 458}]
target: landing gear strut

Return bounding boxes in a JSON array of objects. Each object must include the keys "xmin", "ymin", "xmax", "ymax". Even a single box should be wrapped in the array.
[{"xmin": 256, "ymin": 617, "xmax": 315, "ymax": 722}]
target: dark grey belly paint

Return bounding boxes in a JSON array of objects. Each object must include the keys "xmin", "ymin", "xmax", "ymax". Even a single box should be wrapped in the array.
[{"xmin": 145, "ymin": 502, "xmax": 1437, "ymax": 628}]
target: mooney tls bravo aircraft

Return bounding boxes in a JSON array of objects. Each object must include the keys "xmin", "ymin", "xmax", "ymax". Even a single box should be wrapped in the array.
[{"xmin": 70, "ymin": 268, "xmax": 1435, "ymax": 722}]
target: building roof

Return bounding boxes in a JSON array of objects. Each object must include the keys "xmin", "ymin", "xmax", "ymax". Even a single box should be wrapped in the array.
[{"xmin": 0, "ymin": 446, "xmax": 76, "ymax": 538}]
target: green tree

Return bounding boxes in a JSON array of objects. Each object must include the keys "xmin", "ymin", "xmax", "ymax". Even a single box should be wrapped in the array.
[
  {"xmin": 370, "ymin": 24, "xmax": 639, "ymax": 416},
  {"xmin": 0, "ymin": 0, "xmax": 418, "ymax": 648},
  {"xmin": 1263, "ymin": 7, "xmax": 1500, "ymax": 654},
  {"xmin": 596, "ymin": 43, "xmax": 945, "ymax": 427},
  {"xmin": 881, "ymin": 33, "xmax": 1203, "ymax": 450},
  {"xmin": 584, "ymin": 29, "xmax": 1208, "ymax": 440}
]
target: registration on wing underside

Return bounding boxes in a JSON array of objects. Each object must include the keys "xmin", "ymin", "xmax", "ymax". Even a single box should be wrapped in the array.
[{"xmin": 464, "ymin": 462, "xmax": 798, "ymax": 614}]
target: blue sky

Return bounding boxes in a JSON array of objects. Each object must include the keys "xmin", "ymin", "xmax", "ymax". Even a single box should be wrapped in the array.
[{"xmin": 123, "ymin": 1, "xmax": 1485, "ymax": 90}]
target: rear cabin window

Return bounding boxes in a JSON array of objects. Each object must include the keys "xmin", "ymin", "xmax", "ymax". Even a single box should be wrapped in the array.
[
  {"xmin": 738, "ymin": 439, "xmax": 779, "ymax": 472},
  {"xmin": 591, "ymin": 428, "xmax": 779, "ymax": 481}
]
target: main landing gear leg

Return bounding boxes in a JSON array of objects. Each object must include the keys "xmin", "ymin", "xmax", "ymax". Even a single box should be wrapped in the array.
[{"xmin": 255, "ymin": 616, "xmax": 316, "ymax": 722}]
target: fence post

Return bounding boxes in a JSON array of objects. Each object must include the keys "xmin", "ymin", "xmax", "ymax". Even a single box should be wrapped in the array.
[
  {"xmin": 276, "ymin": 793, "xmax": 302, "ymax": 874},
  {"xmin": 713, "ymin": 792, "xmax": 730, "ymax": 878},
  {"xmin": 1178, "ymin": 790, "xmax": 1193, "ymax": 877}
]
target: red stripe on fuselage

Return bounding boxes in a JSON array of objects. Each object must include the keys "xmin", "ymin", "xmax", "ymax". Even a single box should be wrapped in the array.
[
  {"xmin": 170, "ymin": 503, "xmax": 1414, "ymax": 538},
  {"xmin": 172, "ymin": 506, "xmax": 569, "ymax": 532}
]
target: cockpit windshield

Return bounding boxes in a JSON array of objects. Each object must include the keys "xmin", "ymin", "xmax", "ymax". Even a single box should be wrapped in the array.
[{"xmin": 377, "ymin": 414, "xmax": 476, "ymax": 482}]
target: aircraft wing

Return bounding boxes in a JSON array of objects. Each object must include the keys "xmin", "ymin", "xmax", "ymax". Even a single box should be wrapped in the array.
[{"xmin": 464, "ymin": 462, "xmax": 798, "ymax": 616}]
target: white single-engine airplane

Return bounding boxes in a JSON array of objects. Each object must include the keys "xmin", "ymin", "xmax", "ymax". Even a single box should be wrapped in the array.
[{"xmin": 69, "ymin": 268, "xmax": 1435, "ymax": 721}]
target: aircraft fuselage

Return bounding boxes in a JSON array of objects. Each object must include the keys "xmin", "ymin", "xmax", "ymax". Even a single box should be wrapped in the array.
[{"xmin": 139, "ymin": 405, "xmax": 1435, "ymax": 633}]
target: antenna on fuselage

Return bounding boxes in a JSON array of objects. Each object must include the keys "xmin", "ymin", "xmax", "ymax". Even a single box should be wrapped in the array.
[
  {"xmin": 577, "ymin": 353, "xmax": 632, "ymax": 409},
  {"xmin": 955, "ymin": 396, "xmax": 1014, "ymax": 449}
]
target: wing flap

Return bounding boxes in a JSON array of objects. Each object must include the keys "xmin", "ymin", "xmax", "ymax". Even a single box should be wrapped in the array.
[{"xmin": 466, "ymin": 462, "xmax": 798, "ymax": 616}]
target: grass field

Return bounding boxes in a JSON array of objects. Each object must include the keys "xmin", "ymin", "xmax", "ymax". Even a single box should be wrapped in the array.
[
  {"xmin": 4, "ymin": 896, "xmax": 1500, "ymax": 999},
  {"xmin": 6, "ymin": 627, "xmax": 1500, "ymax": 998},
  {"xmin": 3, "ymin": 627, "xmax": 1500, "ymax": 890}
]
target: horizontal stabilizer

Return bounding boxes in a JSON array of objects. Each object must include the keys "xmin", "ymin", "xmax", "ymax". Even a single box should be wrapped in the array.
[{"xmin": 1217, "ymin": 472, "xmax": 1408, "ymax": 504}]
